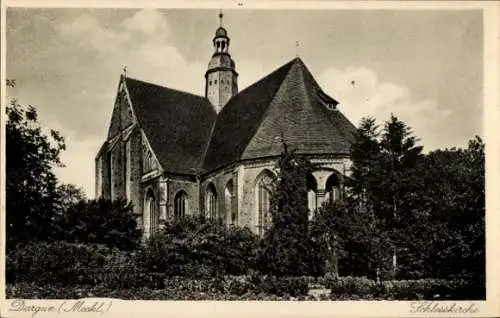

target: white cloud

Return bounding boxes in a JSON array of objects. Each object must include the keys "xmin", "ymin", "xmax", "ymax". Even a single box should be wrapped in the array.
[
  {"xmin": 122, "ymin": 9, "xmax": 170, "ymax": 36},
  {"xmin": 318, "ymin": 66, "xmax": 451, "ymax": 150}
]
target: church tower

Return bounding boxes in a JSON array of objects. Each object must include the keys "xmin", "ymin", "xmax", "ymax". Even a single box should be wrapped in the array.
[{"xmin": 205, "ymin": 12, "xmax": 238, "ymax": 113}]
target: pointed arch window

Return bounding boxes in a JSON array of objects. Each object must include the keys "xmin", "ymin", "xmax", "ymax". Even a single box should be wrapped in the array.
[
  {"xmin": 206, "ymin": 183, "xmax": 217, "ymax": 219},
  {"xmin": 255, "ymin": 170, "xmax": 275, "ymax": 236},
  {"xmin": 225, "ymin": 180, "xmax": 235, "ymax": 225},
  {"xmin": 307, "ymin": 173, "xmax": 318, "ymax": 220},
  {"xmin": 326, "ymin": 173, "xmax": 341, "ymax": 203},
  {"xmin": 174, "ymin": 191, "xmax": 188, "ymax": 219}
]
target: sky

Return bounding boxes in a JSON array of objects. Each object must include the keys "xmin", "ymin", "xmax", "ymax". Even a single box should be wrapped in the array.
[{"xmin": 6, "ymin": 8, "xmax": 483, "ymax": 198}]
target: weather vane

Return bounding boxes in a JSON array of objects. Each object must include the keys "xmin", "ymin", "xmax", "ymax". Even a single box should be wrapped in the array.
[
  {"xmin": 122, "ymin": 65, "xmax": 128, "ymax": 77},
  {"xmin": 219, "ymin": 10, "xmax": 223, "ymax": 27}
]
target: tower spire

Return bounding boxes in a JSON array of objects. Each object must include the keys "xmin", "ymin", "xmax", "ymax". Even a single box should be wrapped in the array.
[{"xmin": 205, "ymin": 12, "xmax": 238, "ymax": 113}]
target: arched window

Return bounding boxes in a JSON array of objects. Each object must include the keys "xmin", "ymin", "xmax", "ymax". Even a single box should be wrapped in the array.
[
  {"xmin": 206, "ymin": 183, "xmax": 217, "ymax": 219},
  {"xmin": 307, "ymin": 173, "xmax": 318, "ymax": 220},
  {"xmin": 326, "ymin": 173, "xmax": 341, "ymax": 203},
  {"xmin": 225, "ymin": 180, "xmax": 235, "ymax": 225},
  {"xmin": 174, "ymin": 191, "xmax": 188, "ymax": 219},
  {"xmin": 255, "ymin": 170, "xmax": 275, "ymax": 236},
  {"xmin": 144, "ymin": 188, "xmax": 158, "ymax": 236}
]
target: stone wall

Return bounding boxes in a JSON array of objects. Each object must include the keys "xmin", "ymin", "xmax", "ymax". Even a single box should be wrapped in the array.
[
  {"xmin": 110, "ymin": 140, "xmax": 125, "ymax": 200},
  {"xmin": 128, "ymin": 129, "xmax": 143, "ymax": 217},
  {"xmin": 167, "ymin": 176, "xmax": 200, "ymax": 218},
  {"xmin": 200, "ymin": 167, "xmax": 238, "ymax": 224},
  {"xmin": 238, "ymin": 160, "xmax": 278, "ymax": 233}
]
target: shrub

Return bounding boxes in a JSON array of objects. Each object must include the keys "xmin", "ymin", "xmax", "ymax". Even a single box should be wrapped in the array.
[
  {"xmin": 230, "ymin": 272, "xmax": 309, "ymax": 297},
  {"xmin": 57, "ymin": 198, "xmax": 141, "ymax": 250},
  {"xmin": 7, "ymin": 241, "xmax": 109, "ymax": 285},
  {"xmin": 327, "ymin": 276, "xmax": 375, "ymax": 297},
  {"xmin": 135, "ymin": 216, "xmax": 259, "ymax": 277}
]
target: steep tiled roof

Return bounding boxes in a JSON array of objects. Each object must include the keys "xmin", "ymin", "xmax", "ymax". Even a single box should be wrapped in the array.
[
  {"xmin": 202, "ymin": 58, "xmax": 357, "ymax": 172},
  {"xmin": 201, "ymin": 59, "xmax": 296, "ymax": 172},
  {"xmin": 124, "ymin": 77, "xmax": 217, "ymax": 175},
  {"xmin": 118, "ymin": 58, "xmax": 356, "ymax": 176}
]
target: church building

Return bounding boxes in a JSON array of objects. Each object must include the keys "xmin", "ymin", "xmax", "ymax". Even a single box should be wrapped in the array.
[{"xmin": 95, "ymin": 14, "xmax": 357, "ymax": 239}]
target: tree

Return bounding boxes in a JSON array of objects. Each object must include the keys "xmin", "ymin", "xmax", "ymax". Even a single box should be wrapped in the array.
[
  {"xmin": 409, "ymin": 136, "xmax": 485, "ymax": 284},
  {"xmin": 346, "ymin": 115, "xmax": 424, "ymax": 278},
  {"xmin": 256, "ymin": 146, "xmax": 317, "ymax": 275},
  {"xmin": 6, "ymin": 80, "xmax": 66, "ymax": 247},
  {"xmin": 56, "ymin": 184, "xmax": 86, "ymax": 209},
  {"xmin": 57, "ymin": 198, "xmax": 142, "ymax": 250}
]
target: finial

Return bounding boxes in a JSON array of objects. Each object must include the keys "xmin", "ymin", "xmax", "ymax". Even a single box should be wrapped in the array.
[
  {"xmin": 295, "ymin": 41, "xmax": 300, "ymax": 57},
  {"xmin": 122, "ymin": 65, "xmax": 128, "ymax": 77},
  {"xmin": 219, "ymin": 10, "xmax": 223, "ymax": 27}
]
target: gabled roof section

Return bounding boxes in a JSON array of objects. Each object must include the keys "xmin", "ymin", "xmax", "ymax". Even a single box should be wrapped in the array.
[
  {"xmin": 202, "ymin": 59, "xmax": 296, "ymax": 172},
  {"xmin": 202, "ymin": 58, "xmax": 357, "ymax": 172},
  {"xmin": 124, "ymin": 76, "xmax": 217, "ymax": 175}
]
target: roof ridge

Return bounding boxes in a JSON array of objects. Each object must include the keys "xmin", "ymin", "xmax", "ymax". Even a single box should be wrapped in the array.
[
  {"xmin": 231, "ymin": 58, "xmax": 298, "ymax": 160},
  {"xmin": 124, "ymin": 76, "xmax": 207, "ymax": 101},
  {"xmin": 201, "ymin": 58, "xmax": 298, "ymax": 172},
  {"xmin": 235, "ymin": 58, "xmax": 298, "ymax": 96},
  {"xmin": 239, "ymin": 60, "xmax": 298, "ymax": 155}
]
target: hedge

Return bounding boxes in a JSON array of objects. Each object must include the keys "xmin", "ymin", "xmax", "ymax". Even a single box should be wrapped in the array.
[
  {"xmin": 7, "ymin": 241, "xmax": 110, "ymax": 285},
  {"xmin": 6, "ymin": 241, "xmax": 483, "ymax": 300}
]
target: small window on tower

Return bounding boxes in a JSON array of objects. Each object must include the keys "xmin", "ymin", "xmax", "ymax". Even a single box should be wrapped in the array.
[
  {"xmin": 209, "ymin": 81, "xmax": 212, "ymax": 85},
  {"xmin": 215, "ymin": 80, "xmax": 218, "ymax": 84}
]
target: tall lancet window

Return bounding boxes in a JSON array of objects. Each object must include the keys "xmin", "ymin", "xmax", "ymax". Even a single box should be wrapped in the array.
[
  {"xmin": 174, "ymin": 191, "xmax": 188, "ymax": 219},
  {"xmin": 224, "ymin": 180, "xmax": 235, "ymax": 225},
  {"xmin": 206, "ymin": 183, "xmax": 217, "ymax": 219},
  {"xmin": 307, "ymin": 173, "xmax": 318, "ymax": 220},
  {"xmin": 326, "ymin": 173, "xmax": 341, "ymax": 203},
  {"xmin": 255, "ymin": 170, "xmax": 275, "ymax": 236}
]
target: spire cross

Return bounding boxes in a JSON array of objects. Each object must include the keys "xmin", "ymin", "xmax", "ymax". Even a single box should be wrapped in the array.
[
  {"xmin": 122, "ymin": 65, "xmax": 128, "ymax": 77},
  {"xmin": 295, "ymin": 41, "xmax": 300, "ymax": 57}
]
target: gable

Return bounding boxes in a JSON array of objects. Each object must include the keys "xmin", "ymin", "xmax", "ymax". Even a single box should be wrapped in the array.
[{"xmin": 107, "ymin": 79, "xmax": 136, "ymax": 140}]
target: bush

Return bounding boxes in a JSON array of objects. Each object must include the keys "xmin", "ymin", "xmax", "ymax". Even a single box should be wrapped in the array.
[
  {"xmin": 326, "ymin": 276, "xmax": 375, "ymax": 297},
  {"xmin": 57, "ymin": 198, "xmax": 141, "ymax": 250},
  {"xmin": 325, "ymin": 276, "xmax": 475, "ymax": 300},
  {"xmin": 7, "ymin": 241, "xmax": 109, "ymax": 285},
  {"xmin": 135, "ymin": 216, "xmax": 259, "ymax": 277}
]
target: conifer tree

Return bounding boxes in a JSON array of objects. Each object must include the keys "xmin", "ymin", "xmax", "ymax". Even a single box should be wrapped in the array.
[{"xmin": 256, "ymin": 145, "xmax": 316, "ymax": 275}]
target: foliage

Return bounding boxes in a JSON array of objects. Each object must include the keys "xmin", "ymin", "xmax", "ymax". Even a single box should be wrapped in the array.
[
  {"xmin": 405, "ymin": 136, "xmax": 485, "ymax": 282},
  {"xmin": 55, "ymin": 183, "xmax": 86, "ymax": 211},
  {"xmin": 135, "ymin": 215, "xmax": 259, "ymax": 277},
  {"xmin": 311, "ymin": 200, "xmax": 393, "ymax": 279},
  {"xmin": 57, "ymin": 198, "xmax": 142, "ymax": 250},
  {"xmin": 344, "ymin": 114, "xmax": 484, "ymax": 283},
  {"xmin": 341, "ymin": 115, "xmax": 422, "ymax": 278},
  {"xmin": 6, "ymin": 241, "xmax": 109, "ymax": 285},
  {"xmin": 5, "ymin": 90, "xmax": 66, "ymax": 247},
  {"xmin": 5, "ymin": 276, "xmax": 481, "ymax": 300},
  {"xmin": 256, "ymin": 145, "xmax": 317, "ymax": 275}
]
